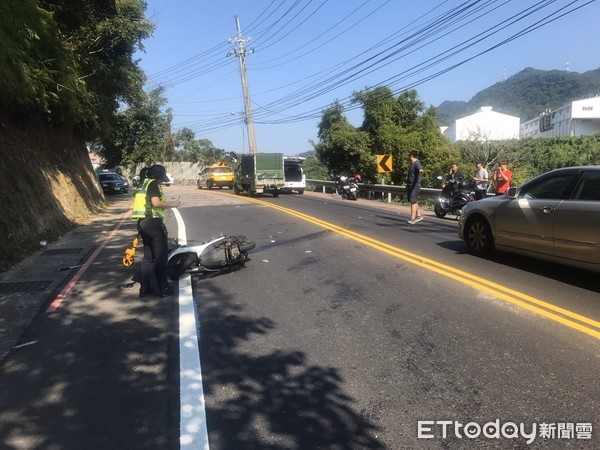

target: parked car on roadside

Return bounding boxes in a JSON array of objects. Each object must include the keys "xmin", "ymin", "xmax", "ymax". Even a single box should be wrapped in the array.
[
  {"xmin": 458, "ymin": 166, "xmax": 600, "ymax": 272},
  {"xmin": 98, "ymin": 172, "xmax": 129, "ymax": 194}
]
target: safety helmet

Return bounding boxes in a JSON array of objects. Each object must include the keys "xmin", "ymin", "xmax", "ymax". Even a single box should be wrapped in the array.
[
  {"xmin": 354, "ymin": 174, "xmax": 361, "ymax": 182},
  {"xmin": 146, "ymin": 165, "xmax": 170, "ymax": 183},
  {"xmin": 339, "ymin": 176, "xmax": 347, "ymax": 182}
]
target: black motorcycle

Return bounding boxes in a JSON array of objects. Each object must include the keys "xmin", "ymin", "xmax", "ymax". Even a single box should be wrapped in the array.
[
  {"xmin": 434, "ymin": 176, "xmax": 474, "ymax": 218},
  {"xmin": 334, "ymin": 176, "xmax": 358, "ymax": 200}
]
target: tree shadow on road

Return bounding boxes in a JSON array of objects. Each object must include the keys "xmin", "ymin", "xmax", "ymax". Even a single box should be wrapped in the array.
[
  {"xmin": 0, "ymin": 218, "xmax": 177, "ymax": 450},
  {"xmin": 194, "ymin": 281, "xmax": 384, "ymax": 450}
]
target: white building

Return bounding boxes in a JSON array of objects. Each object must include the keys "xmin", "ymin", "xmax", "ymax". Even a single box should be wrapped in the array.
[
  {"xmin": 443, "ymin": 106, "xmax": 520, "ymax": 144},
  {"xmin": 520, "ymin": 96, "xmax": 600, "ymax": 139}
]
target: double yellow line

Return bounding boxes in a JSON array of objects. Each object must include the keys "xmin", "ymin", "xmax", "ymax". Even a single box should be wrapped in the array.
[{"xmin": 223, "ymin": 193, "xmax": 600, "ymax": 340}]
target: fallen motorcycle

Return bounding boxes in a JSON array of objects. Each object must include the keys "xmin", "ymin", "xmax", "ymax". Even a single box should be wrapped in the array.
[
  {"xmin": 167, "ymin": 235, "xmax": 255, "ymax": 278},
  {"xmin": 124, "ymin": 235, "xmax": 256, "ymax": 278}
]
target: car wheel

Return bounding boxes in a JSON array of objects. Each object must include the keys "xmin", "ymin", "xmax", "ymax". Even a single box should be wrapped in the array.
[
  {"xmin": 233, "ymin": 184, "xmax": 240, "ymax": 195},
  {"xmin": 207, "ymin": 180, "xmax": 213, "ymax": 190},
  {"xmin": 197, "ymin": 181, "xmax": 202, "ymax": 189},
  {"xmin": 434, "ymin": 203, "xmax": 446, "ymax": 218},
  {"xmin": 298, "ymin": 189, "xmax": 304, "ymax": 195},
  {"xmin": 465, "ymin": 216, "xmax": 494, "ymax": 256}
]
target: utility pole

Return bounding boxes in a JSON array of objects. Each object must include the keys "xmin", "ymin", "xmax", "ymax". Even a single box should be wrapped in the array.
[{"xmin": 228, "ymin": 15, "xmax": 257, "ymax": 154}]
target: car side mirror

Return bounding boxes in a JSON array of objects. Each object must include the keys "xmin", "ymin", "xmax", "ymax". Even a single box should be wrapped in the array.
[{"xmin": 506, "ymin": 187, "xmax": 518, "ymax": 198}]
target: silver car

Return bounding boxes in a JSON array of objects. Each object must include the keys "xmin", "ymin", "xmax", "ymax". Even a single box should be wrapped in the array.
[{"xmin": 458, "ymin": 166, "xmax": 600, "ymax": 273}]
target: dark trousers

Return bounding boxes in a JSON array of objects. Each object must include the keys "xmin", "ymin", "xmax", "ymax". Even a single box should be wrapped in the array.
[
  {"xmin": 137, "ymin": 218, "xmax": 169, "ymax": 293},
  {"xmin": 474, "ymin": 189, "xmax": 487, "ymax": 200}
]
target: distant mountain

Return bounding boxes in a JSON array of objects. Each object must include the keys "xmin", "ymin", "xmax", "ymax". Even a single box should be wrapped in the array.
[{"xmin": 436, "ymin": 67, "xmax": 600, "ymax": 125}]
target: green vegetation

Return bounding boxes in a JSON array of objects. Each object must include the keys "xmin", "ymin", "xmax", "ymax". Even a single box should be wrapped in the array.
[
  {"xmin": 437, "ymin": 67, "xmax": 600, "ymax": 125},
  {"xmin": 311, "ymin": 83, "xmax": 600, "ymax": 189},
  {"xmin": 172, "ymin": 128, "xmax": 228, "ymax": 164},
  {"xmin": 313, "ymin": 88, "xmax": 456, "ymax": 187},
  {"xmin": 450, "ymin": 134, "xmax": 600, "ymax": 188},
  {"xmin": 0, "ymin": 0, "xmax": 154, "ymax": 140}
]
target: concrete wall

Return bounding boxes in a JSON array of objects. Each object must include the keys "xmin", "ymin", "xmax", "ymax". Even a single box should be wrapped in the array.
[{"xmin": 123, "ymin": 162, "xmax": 205, "ymax": 185}]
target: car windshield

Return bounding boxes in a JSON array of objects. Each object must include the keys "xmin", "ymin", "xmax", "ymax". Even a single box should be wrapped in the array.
[{"xmin": 99, "ymin": 174, "xmax": 121, "ymax": 181}]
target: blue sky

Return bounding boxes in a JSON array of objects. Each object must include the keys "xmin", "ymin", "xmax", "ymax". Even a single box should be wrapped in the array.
[{"xmin": 137, "ymin": 0, "xmax": 600, "ymax": 155}]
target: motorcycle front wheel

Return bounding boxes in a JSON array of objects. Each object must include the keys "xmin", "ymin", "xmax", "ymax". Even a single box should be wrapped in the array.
[
  {"xmin": 238, "ymin": 241, "xmax": 256, "ymax": 252},
  {"xmin": 434, "ymin": 203, "xmax": 447, "ymax": 218}
]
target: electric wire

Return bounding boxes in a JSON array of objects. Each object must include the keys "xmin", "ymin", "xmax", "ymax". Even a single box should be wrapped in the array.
[{"xmin": 164, "ymin": 0, "xmax": 593, "ymax": 135}]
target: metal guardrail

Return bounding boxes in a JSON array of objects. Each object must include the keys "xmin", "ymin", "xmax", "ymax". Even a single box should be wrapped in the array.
[{"xmin": 306, "ymin": 179, "xmax": 442, "ymax": 201}]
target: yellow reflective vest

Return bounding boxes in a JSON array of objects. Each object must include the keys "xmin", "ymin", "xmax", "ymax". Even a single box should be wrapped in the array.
[{"xmin": 132, "ymin": 178, "xmax": 165, "ymax": 219}]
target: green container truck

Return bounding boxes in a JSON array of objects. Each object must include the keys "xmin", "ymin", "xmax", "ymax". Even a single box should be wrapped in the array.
[{"xmin": 232, "ymin": 152, "xmax": 285, "ymax": 197}]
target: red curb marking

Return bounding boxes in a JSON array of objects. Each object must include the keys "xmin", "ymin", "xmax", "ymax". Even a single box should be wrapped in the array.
[{"xmin": 46, "ymin": 210, "xmax": 132, "ymax": 313}]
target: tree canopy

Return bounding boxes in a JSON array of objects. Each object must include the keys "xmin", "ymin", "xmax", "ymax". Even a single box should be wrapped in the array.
[
  {"xmin": 173, "ymin": 128, "xmax": 227, "ymax": 164},
  {"xmin": 0, "ymin": 0, "xmax": 154, "ymax": 140},
  {"xmin": 314, "ymin": 87, "xmax": 455, "ymax": 186}
]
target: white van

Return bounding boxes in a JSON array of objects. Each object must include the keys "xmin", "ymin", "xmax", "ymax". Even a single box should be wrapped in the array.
[{"xmin": 283, "ymin": 157, "xmax": 306, "ymax": 194}]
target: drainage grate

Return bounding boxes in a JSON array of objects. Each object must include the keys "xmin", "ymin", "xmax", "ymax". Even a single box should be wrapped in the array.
[
  {"xmin": 43, "ymin": 248, "xmax": 83, "ymax": 256},
  {"xmin": 0, "ymin": 281, "xmax": 52, "ymax": 294}
]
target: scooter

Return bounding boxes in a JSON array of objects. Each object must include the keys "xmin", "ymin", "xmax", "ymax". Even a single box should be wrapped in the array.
[
  {"xmin": 167, "ymin": 235, "xmax": 256, "ymax": 278},
  {"xmin": 335, "ymin": 176, "xmax": 358, "ymax": 200},
  {"xmin": 434, "ymin": 176, "xmax": 474, "ymax": 218},
  {"xmin": 123, "ymin": 234, "xmax": 256, "ymax": 278}
]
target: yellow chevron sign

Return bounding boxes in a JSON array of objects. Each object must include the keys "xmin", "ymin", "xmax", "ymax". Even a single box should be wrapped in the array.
[{"xmin": 377, "ymin": 154, "xmax": 392, "ymax": 173}]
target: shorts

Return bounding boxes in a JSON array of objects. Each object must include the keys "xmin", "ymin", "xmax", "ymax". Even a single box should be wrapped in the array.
[{"xmin": 407, "ymin": 184, "xmax": 421, "ymax": 203}]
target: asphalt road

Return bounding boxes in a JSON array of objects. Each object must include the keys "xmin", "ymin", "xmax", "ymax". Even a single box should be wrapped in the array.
[
  {"xmin": 0, "ymin": 186, "xmax": 597, "ymax": 449},
  {"xmin": 177, "ymin": 188, "xmax": 599, "ymax": 449}
]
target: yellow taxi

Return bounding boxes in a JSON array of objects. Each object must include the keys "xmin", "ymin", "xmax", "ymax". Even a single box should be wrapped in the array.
[{"xmin": 197, "ymin": 162, "xmax": 234, "ymax": 189}]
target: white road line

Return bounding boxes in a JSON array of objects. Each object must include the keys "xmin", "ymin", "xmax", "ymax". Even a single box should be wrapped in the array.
[{"xmin": 173, "ymin": 208, "xmax": 209, "ymax": 450}]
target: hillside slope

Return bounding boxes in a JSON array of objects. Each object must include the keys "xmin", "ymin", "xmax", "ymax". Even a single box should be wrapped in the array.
[
  {"xmin": 0, "ymin": 122, "xmax": 105, "ymax": 270},
  {"xmin": 437, "ymin": 67, "xmax": 600, "ymax": 125}
]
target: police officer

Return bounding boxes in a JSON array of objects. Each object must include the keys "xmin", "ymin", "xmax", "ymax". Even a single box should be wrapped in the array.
[{"xmin": 132, "ymin": 165, "xmax": 181, "ymax": 298}]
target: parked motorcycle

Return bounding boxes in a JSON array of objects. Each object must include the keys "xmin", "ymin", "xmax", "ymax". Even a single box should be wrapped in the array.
[
  {"xmin": 167, "ymin": 235, "xmax": 256, "ymax": 278},
  {"xmin": 335, "ymin": 175, "xmax": 358, "ymax": 201},
  {"xmin": 434, "ymin": 175, "xmax": 474, "ymax": 218}
]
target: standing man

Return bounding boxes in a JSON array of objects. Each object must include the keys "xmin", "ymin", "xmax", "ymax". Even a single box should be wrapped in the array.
[
  {"xmin": 407, "ymin": 150, "xmax": 424, "ymax": 224},
  {"xmin": 132, "ymin": 165, "xmax": 181, "ymax": 298},
  {"xmin": 494, "ymin": 160, "xmax": 512, "ymax": 196},
  {"xmin": 472, "ymin": 161, "xmax": 489, "ymax": 200}
]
